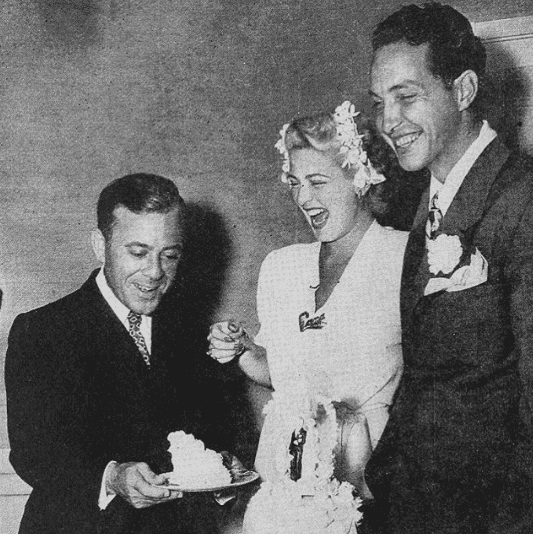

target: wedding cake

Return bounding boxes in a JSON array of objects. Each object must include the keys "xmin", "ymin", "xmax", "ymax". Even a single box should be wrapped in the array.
[
  {"xmin": 166, "ymin": 431, "xmax": 232, "ymax": 488},
  {"xmin": 244, "ymin": 393, "xmax": 362, "ymax": 534}
]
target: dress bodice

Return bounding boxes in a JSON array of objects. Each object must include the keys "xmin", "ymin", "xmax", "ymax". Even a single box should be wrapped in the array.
[{"xmin": 255, "ymin": 222, "xmax": 407, "ymax": 438}]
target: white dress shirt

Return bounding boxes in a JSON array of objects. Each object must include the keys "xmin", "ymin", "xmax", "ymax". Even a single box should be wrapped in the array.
[
  {"xmin": 95, "ymin": 268, "xmax": 153, "ymax": 509},
  {"xmin": 96, "ymin": 268, "xmax": 152, "ymax": 351},
  {"xmin": 429, "ymin": 120, "xmax": 497, "ymax": 215}
]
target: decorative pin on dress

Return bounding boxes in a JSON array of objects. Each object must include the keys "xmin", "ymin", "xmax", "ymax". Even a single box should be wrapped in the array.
[{"xmin": 299, "ymin": 311, "xmax": 327, "ymax": 332}]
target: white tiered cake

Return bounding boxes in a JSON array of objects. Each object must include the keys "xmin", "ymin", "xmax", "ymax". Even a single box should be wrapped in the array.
[
  {"xmin": 166, "ymin": 431, "xmax": 232, "ymax": 489},
  {"xmin": 243, "ymin": 393, "xmax": 362, "ymax": 534}
]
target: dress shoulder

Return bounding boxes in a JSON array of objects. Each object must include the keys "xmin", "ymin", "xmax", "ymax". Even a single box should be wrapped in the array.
[
  {"xmin": 370, "ymin": 223, "xmax": 409, "ymax": 258},
  {"xmin": 375, "ymin": 223, "xmax": 409, "ymax": 243},
  {"xmin": 263, "ymin": 242, "xmax": 319, "ymax": 261},
  {"xmin": 260, "ymin": 242, "xmax": 319, "ymax": 273}
]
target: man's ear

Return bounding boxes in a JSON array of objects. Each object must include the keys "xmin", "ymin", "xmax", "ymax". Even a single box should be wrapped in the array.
[
  {"xmin": 454, "ymin": 70, "xmax": 479, "ymax": 112},
  {"xmin": 91, "ymin": 229, "xmax": 106, "ymax": 265}
]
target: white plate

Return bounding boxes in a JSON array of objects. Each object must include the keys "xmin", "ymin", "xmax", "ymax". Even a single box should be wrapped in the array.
[{"xmin": 158, "ymin": 469, "xmax": 260, "ymax": 493}]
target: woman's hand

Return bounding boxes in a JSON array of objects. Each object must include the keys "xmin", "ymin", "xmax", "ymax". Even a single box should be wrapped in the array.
[
  {"xmin": 207, "ymin": 321, "xmax": 251, "ymax": 364},
  {"xmin": 207, "ymin": 321, "xmax": 272, "ymax": 387}
]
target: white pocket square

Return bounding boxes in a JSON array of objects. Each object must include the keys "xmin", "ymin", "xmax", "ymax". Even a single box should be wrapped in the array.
[{"xmin": 424, "ymin": 248, "xmax": 488, "ymax": 296}]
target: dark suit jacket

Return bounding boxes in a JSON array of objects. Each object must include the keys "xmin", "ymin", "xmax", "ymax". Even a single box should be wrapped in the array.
[
  {"xmin": 5, "ymin": 271, "xmax": 223, "ymax": 534},
  {"xmin": 365, "ymin": 138, "xmax": 533, "ymax": 534}
]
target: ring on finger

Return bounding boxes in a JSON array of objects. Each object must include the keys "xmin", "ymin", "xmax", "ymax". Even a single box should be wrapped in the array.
[{"xmin": 234, "ymin": 341, "xmax": 246, "ymax": 358}]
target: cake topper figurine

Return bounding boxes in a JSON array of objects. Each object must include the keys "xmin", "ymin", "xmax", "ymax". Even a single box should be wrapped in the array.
[{"xmin": 289, "ymin": 427, "xmax": 307, "ymax": 481}]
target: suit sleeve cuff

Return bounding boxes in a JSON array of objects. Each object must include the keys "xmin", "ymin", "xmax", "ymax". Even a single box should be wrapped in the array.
[{"xmin": 98, "ymin": 461, "xmax": 118, "ymax": 510}]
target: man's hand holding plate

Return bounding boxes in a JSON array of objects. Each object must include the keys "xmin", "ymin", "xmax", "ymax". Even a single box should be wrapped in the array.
[{"xmin": 107, "ymin": 461, "xmax": 183, "ymax": 509}]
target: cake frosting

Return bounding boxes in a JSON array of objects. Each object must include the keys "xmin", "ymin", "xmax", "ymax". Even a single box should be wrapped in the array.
[
  {"xmin": 243, "ymin": 392, "xmax": 362, "ymax": 534},
  {"xmin": 166, "ymin": 431, "xmax": 231, "ymax": 488}
]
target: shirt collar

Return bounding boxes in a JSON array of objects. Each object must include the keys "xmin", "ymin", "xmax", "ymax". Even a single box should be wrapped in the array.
[
  {"xmin": 95, "ymin": 268, "xmax": 152, "ymax": 332},
  {"xmin": 429, "ymin": 120, "xmax": 497, "ymax": 216}
]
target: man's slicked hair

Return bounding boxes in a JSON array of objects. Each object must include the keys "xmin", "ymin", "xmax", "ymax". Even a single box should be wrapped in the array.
[
  {"xmin": 97, "ymin": 173, "xmax": 184, "ymax": 239},
  {"xmin": 372, "ymin": 3, "xmax": 486, "ymax": 113}
]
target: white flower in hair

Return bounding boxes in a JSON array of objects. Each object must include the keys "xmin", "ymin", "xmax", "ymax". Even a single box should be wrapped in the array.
[
  {"xmin": 333, "ymin": 101, "xmax": 364, "ymax": 167},
  {"xmin": 274, "ymin": 123, "xmax": 291, "ymax": 182},
  {"xmin": 334, "ymin": 100, "xmax": 386, "ymax": 195},
  {"xmin": 275, "ymin": 101, "xmax": 386, "ymax": 194},
  {"xmin": 353, "ymin": 163, "xmax": 387, "ymax": 193}
]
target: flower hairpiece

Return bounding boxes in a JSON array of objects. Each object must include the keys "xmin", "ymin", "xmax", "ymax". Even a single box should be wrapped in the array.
[
  {"xmin": 274, "ymin": 123, "xmax": 291, "ymax": 175},
  {"xmin": 275, "ymin": 101, "xmax": 385, "ymax": 195}
]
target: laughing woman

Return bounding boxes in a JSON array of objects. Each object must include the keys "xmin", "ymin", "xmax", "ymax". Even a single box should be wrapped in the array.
[{"xmin": 208, "ymin": 102, "xmax": 408, "ymax": 530}]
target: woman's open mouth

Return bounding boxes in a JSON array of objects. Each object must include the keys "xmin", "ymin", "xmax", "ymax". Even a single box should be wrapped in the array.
[{"xmin": 307, "ymin": 208, "xmax": 329, "ymax": 229}]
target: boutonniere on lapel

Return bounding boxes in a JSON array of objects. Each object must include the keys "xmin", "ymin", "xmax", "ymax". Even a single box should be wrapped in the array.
[{"xmin": 425, "ymin": 233, "xmax": 488, "ymax": 296}]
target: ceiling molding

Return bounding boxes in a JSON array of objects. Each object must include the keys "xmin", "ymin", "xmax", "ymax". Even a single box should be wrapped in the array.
[{"xmin": 473, "ymin": 15, "xmax": 533, "ymax": 44}]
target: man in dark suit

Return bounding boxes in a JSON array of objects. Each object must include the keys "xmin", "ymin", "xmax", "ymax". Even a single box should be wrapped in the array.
[
  {"xmin": 5, "ymin": 174, "xmax": 222, "ymax": 534},
  {"xmin": 366, "ymin": 4, "xmax": 533, "ymax": 533}
]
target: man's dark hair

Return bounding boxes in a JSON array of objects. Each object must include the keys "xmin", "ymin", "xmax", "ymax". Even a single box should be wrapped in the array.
[
  {"xmin": 372, "ymin": 3, "xmax": 486, "ymax": 113},
  {"xmin": 97, "ymin": 173, "xmax": 184, "ymax": 239}
]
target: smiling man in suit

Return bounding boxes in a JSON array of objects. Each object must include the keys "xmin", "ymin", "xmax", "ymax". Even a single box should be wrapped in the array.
[
  {"xmin": 366, "ymin": 3, "xmax": 533, "ymax": 534},
  {"xmin": 5, "ymin": 174, "xmax": 220, "ymax": 534}
]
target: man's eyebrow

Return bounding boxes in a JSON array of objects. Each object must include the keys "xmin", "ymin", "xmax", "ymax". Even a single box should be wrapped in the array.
[
  {"xmin": 390, "ymin": 81, "xmax": 423, "ymax": 90},
  {"xmin": 369, "ymin": 82, "xmax": 423, "ymax": 97}
]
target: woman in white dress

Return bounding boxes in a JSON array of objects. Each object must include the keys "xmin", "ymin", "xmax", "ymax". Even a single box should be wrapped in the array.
[{"xmin": 208, "ymin": 102, "xmax": 408, "ymax": 519}]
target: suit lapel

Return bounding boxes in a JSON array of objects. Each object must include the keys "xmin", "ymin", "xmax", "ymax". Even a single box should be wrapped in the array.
[
  {"xmin": 402, "ymin": 137, "xmax": 510, "ymax": 323},
  {"xmin": 439, "ymin": 137, "xmax": 510, "ymax": 237},
  {"xmin": 80, "ymin": 272, "xmax": 154, "ymax": 373},
  {"xmin": 151, "ymin": 314, "xmax": 171, "ymax": 366}
]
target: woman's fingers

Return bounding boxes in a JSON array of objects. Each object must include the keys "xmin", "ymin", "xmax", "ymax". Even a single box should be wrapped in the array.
[
  {"xmin": 207, "ymin": 321, "xmax": 248, "ymax": 364},
  {"xmin": 209, "ymin": 347, "xmax": 237, "ymax": 364}
]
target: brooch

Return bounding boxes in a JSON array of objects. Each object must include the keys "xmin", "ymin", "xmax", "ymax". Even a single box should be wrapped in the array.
[{"xmin": 299, "ymin": 311, "xmax": 326, "ymax": 332}]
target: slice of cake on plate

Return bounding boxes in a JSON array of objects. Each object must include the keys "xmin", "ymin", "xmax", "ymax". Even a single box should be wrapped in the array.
[{"xmin": 166, "ymin": 431, "xmax": 232, "ymax": 489}]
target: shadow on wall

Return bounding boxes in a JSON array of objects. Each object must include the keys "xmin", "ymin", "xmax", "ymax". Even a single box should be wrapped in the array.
[
  {"xmin": 170, "ymin": 202, "xmax": 260, "ymax": 466},
  {"xmin": 377, "ymin": 168, "xmax": 430, "ymax": 232},
  {"xmin": 32, "ymin": 0, "xmax": 101, "ymax": 50},
  {"xmin": 482, "ymin": 45, "xmax": 530, "ymax": 153},
  {"xmin": 181, "ymin": 202, "xmax": 233, "ymax": 329}
]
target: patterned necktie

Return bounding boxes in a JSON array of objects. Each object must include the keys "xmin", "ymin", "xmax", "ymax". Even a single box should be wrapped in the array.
[
  {"xmin": 427, "ymin": 192, "xmax": 443, "ymax": 240},
  {"xmin": 127, "ymin": 311, "xmax": 151, "ymax": 367}
]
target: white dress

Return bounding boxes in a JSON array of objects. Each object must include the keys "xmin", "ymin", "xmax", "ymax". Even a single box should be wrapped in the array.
[{"xmin": 253, "ymin": 221, "xmax": 407, "ymax": 482}]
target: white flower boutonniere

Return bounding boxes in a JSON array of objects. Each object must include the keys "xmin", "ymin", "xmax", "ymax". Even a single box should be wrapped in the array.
[
  {"xmin": 425, "ymin": 234, "xmax": 488, "ymax": 296},
  {"xmin": 427, "ymin": 234, "xmax": 463, "ymax": 275}
]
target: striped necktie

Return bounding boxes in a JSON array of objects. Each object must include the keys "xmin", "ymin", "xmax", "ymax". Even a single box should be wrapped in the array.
[
  {"xmin": 427, "ymin": 192, "xmax": 443, "ymax": 240},
  {"xmin": 127, "ymin": 311, "xmax": 151, "ymax": 367}
]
